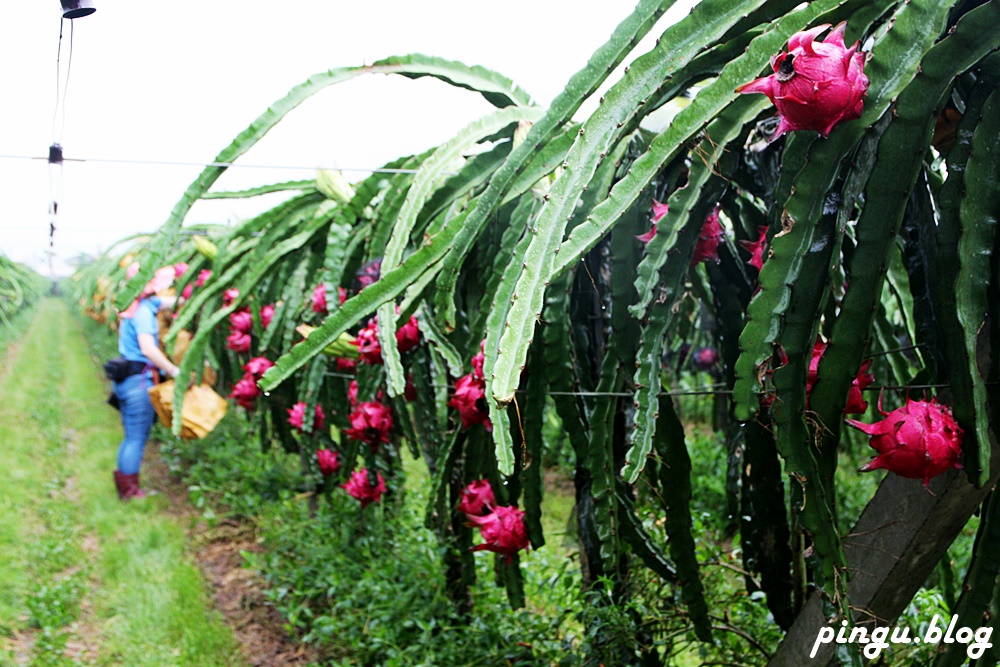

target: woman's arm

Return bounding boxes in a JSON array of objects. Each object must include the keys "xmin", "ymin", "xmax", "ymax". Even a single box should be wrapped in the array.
[{"xmin": 137, "ymin": 333, "xmax": 180, "ymax": 378}]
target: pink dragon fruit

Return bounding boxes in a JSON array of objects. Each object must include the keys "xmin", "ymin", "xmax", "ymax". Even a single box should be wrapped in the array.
[
  {"xmin": 288, "ymin": 401, "xmax": 326, "ymax": 433},
  {"xmin": 689, "ymin": 205, "xmax": 723, "ymax": 267},
  {"xmin": 736, "ymin": 22, "xmax": 869, "ymax": 140},
  {"xmin": 395, "ymin": 315, "xmax": 421, "ymax": 354},
  {"xmin": 449, "ymin": 374, "xmax": 492, "ymax": 432},
  {"xmin": 195, "ymin": 269, "xmax": 212, "ymax": 287},
  {"xmin": 471, "ymin": 339, "xmax": 486, "ymax": 381},
  {"xmin": 311, "ymin": 284, "xmax": 345, "ymax": 315},
  {"xmin": 223, "ymin": 288, "xmax": 240, "ymax": 307},
  {"xmin": 636, "ymin": 199, "xmax": 670, "ymax": 244},
  {"xmin": 229, "ymin": 309, "xmax": 253, "ymax": 334},
  {"xmin": 344, "ymin": 401, "xmax": 393, "ymax": 447},
  {"xmin": 457, "ymin": 480, "xmax": 496, "ymax": 518},
  {"xmin": 260, "ymin": 304, "xmax": 275, "ymax": 330},
  {"xmin": 228, "ymin": 375, "xmax": 260, "ymax": 409},
  {"xmin": 468, "ymin": 505, "xmax": 530, "ymax": 563},
  {"xmin": 316, "ymin": 448, "xmax": 340, "ymax": 476},
  {"xmin": 343, "ymin": 468, "xmax": 387, "ymax": 508},
  {"xmin": 355, "ymin": 320, "xmax": 383, "ymax": 365},
  {"xmin": 225, "ymin": 329, "xmax": 251, "ymax": 353},
  {"xmin": 846, "ymin": 396, "xmax": 963, "ymax": 487},
  {"xmin": 808, "ymin": 338, "xmax": 873, "ymax": 415},
  {"xmin": 243, "ymin": 356, "xmax": 274, "ymax": 379}
]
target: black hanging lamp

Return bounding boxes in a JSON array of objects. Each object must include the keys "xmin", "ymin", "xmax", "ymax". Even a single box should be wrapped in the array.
[{"xmin": 60, "ymin": 0, "xmax": 96, "ymax": 19}]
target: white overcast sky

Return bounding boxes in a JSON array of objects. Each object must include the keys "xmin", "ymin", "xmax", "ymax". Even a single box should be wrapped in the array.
[{"xmin": 1, "ymin": 1, "xmax": 696, "ymax": 276}]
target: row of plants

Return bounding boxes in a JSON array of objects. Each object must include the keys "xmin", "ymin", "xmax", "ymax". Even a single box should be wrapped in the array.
[
  {"xmin": 74, "ymin": 0, "xmax": 1000, "ymax": 663},
  {"xmin": 0, "ymin": 253, "xmax": 47, "ymax": 330}
]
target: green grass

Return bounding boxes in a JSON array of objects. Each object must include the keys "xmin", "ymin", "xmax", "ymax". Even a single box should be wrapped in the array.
[{"xmin": 0, "ymin": 299, "xmax": 243, "ymax": 667}]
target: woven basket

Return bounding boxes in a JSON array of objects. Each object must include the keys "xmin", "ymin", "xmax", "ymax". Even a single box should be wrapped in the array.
[{"xmin": 148, "ymin": 380, "xmax": 227, "ymax": 440}]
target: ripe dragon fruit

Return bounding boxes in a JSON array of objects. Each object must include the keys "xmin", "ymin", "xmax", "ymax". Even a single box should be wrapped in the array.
[
  {"xmin": 468, "ymin": 505, "xmax": 530, "ymax": 563},
  {"xmin": 689, "ymin": 205, "xmax": 724, "ymax": 267},
  {"xmin": 449, "ymin": 374, "xmax": 492, "ymax": 432},
  {"xmin": 288, "ymin": 401, "xmax": 326, "ymax": 433},
  {"xmin": 471, "ymin": 339, "xmax": 486, "ymax": 381},
  {"xmin": 343, "ymin": 468, "xmax": 387, "ymax": 508},
  {"xmin": 344, "ymin": 400, "xmax": 393, "ymax": 447},
  {"xmin": 228, "ymin": 375, "xmax": 260, "ymax": 409},
  {"xmin": 846, "ymin": 396, "xmax": 964, "ymax": 487},
  {"xmin": 736, "ymin": 22, "xmax": 869, "ymax": 141},
  {"xmin": 457, "ymin": 479, "xmax": 496, "ymax": 518},
  {"xmin": 243, "ymin": 356, "xmax": 274, "ymax": 379},
  {"xmin": 316, "ymin": 448, "xmax": 340, "ymax": 476}
]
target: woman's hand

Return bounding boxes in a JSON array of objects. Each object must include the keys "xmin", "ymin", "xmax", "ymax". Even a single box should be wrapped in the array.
[{"xmin": 137, "ymin": 333, "xmax": 181, "ymax": 379}]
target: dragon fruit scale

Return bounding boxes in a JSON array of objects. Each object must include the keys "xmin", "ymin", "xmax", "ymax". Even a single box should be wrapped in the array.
[{"xmin": 846, "ymin": 396, "xmax": 963, "ymax": 487}]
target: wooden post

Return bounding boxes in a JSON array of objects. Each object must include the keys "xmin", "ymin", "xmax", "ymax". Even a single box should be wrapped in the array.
[{"xmin": 768, "ymin": 456, "xmax": 999, "ymax": 666}]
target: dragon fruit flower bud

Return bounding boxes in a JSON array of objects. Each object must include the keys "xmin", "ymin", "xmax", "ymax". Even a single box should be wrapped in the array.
[
  {"xmin": 846, "ymin": 396, "xmax": 963, "ymax": 487},
  {"xmin": 457, "ymin": 480, "xmax": 496, "ymax": 518},
  {"xmin": 513, "ymin": 120, "xmax": 532, "ymax": 149},
  {"xmin": 736, "ymin": 22, "xmax": 869, "ymax": 141},
  {"xmin": 317, "ymin": 169, "xmax": 355, "ymax": 205}
]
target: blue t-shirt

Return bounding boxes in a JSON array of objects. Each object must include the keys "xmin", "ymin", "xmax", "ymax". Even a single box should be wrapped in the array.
[{"xmin": 118, "ymin": 297, "xmax": 161, "ymax": 362}]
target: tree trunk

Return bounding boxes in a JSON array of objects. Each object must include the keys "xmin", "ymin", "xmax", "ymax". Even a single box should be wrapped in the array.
[{"xmin": 768, "ymin": 452, "xmax": 999, "ymax": 666}]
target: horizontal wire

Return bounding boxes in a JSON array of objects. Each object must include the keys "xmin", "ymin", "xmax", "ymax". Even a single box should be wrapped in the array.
[
  {"xmin": 0, "ymin": 152, "xmax": 438, "ymax": 175},
  {"xmin": 317, "ymin": 370, "xmax": 983, "ymax": 398}
]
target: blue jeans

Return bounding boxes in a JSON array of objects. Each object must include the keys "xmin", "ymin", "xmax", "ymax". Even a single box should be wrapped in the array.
[{"xmin": 114, "ymin": 373, "xmax": 156, "ymax": 474}]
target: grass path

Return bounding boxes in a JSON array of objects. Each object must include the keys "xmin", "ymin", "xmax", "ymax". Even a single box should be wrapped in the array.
[{"xmin": 0, "ymin": 299, "xmax": 244, "ymax": 667}]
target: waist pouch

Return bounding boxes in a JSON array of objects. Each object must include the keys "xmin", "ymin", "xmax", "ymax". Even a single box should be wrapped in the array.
[{"xmin": 104, "ymin": 357, "xmax": 149, "ymax": 383}]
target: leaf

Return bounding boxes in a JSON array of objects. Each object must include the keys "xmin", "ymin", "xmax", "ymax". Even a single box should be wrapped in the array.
[
  {"xmin": 377, "ymin": 106, "xmax": 545, "ymax": 396},
  {"xmin": 954, "ymin": 88, "xmax": 1000, "ymax": 486},
  {"xmin": 653, "ymin": 395, "xmax": 712, "ymax": 642},
  {"xmin": 201, "ymin": 180, "xmax": 315, "ymax": 199},
  {"xmin": 260, "ymin": 209, "xmax": 465, "ymax": 391},
  {"xmin": 433, "ymin": 0, "xmax": 675, "ymax": 331},
  {"xmin": 118, "ymin": 54, "xmax": 537, "ymax": 309}
]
